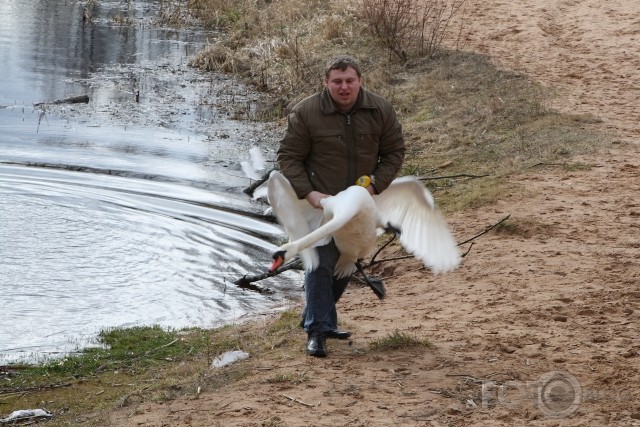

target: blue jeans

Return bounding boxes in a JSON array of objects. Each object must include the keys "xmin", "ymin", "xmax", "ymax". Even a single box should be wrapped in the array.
[{"xmin": 302, "ymin": 240, "xmax": 351, "ymax": 333}]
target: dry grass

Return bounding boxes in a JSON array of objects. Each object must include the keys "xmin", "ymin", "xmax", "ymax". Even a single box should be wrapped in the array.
[
  {"xmin": 368, "ymin": 330, "xmax": 432, "ymax": 351},
  {"xmin": 182, "ymin": 0, "xmax": 609, "ymax": 210}
]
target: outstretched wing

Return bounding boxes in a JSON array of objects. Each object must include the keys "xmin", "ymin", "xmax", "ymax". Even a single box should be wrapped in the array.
[
  {"xmin": 240, "ymin": 147, "xmax": 267, "ymax": 180},
  {"xmin": 267, "ymin": 171, "xmax": 322, "ymax": 270},
  {"xmin": 373, "ymin": 176, "xmax": 460, "ymax": 274}
]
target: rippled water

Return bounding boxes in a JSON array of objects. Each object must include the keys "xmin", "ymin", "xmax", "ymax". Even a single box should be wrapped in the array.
[{"xmin": 0, "ymin": 0, "xmax": 298, "ymax": 363}]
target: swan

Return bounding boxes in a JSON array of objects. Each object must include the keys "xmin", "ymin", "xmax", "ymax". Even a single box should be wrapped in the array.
[{"xmin": 266, "ymin": 171, "xmax": 461, "ymax": 297}]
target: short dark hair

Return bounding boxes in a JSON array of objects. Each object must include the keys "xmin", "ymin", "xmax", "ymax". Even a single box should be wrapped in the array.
[{"xmin": 324, "ymin": 55, "xmax": 362, "ymax": 78}]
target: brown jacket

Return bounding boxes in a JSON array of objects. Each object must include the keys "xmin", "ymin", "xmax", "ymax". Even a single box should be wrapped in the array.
[{"xmin": 277, "ymin": 88, "xmax": 405, "ymax": 198}]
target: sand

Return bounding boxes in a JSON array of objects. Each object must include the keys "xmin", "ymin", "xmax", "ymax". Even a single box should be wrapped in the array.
[{"xmin": 111, "ymin": 1, "xmax": 640, "ymax": 425}]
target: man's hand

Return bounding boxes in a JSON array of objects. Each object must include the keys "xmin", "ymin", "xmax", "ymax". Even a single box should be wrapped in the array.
[{"xmin": 305, "ymin": 191, "xmax": 329, "ymax": 209}]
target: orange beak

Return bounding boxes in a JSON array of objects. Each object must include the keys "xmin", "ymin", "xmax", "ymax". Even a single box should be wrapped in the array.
[{"xmin": 269, "ymin": 252, "xmax": 285, "ymax": 273}]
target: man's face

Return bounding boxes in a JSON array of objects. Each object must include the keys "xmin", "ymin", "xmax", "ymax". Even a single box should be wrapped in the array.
[{"xmin": 324, "ymin": 66, "xmax": 361, "ymax": 112}]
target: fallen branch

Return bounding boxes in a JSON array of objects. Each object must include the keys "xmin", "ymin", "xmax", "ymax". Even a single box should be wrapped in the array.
[
  {"xmin": 0, "ymin": 382, "xmax": 72, "ymax": 397},
  {"xmin": 144, "ymin": 338, "xmax": 178, "ymax": 357},
  {"xmin": 420, "ymin": 173, "xmax": 490, "ymax": 180},
  {"xmin": 34, "ymin": 95, "xmax": 89, "ymax": 107},
  {"xmin": 461, "ymin": 241, "xmax": 474, "ymax": 258},
  {"xmin": 282, "ymin": 394, "xmax": 314, "ymax": 407},
  {"xmin": 456, "ymin": 214, "xmax": 510, "ymax": 246},
  {"xmin": 233, "ymin": 258, "xmax": 303, "ymax": 291},
  {"xmin": 528, "ymin": 162, "xmax": 564, "ymax": 168}
]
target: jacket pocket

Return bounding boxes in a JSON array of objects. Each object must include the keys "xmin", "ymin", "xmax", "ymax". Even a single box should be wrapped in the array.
[
  {"xmin": 311, "ymin": 130, "xmax": 345, "ymax": 147},
  {"xmin": 357, "ymin": 132, "xmax": 381, "ymax": 154}
]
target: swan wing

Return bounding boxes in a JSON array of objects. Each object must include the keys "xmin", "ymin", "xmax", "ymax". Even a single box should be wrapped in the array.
[
  {"xmin": 374, "ymin": 176, "xmax": 460, "ymax": 273},
  {"xmin": 267, "ymin": 171, "xmax": 320, "ymax": 270},
  {"xmin": 240, "ymin": 147, "xmax": 266, "ymax": 180},
  {"xmin": 249, "ymin": 147, "xmax": 266, "ymax": 171},
  {"xmin": 240, "ymin": 161, "xmax": 261, "ymax": 180}
]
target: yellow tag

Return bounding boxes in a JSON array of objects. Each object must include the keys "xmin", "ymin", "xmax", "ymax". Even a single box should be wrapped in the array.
[{"xmin": 356, "ymin": 175, "xmax": 371, "ymax": 187}]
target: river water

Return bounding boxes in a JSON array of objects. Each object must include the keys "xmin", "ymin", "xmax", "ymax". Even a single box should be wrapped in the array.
[{"xmin": 0, "ymin": 0, "xmax": 299, "ymax": 364}]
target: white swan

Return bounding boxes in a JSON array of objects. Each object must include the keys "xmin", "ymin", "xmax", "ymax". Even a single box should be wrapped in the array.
[{"xmin": 266, "ymin": 171, "xmax": 460, "ymax": 296}]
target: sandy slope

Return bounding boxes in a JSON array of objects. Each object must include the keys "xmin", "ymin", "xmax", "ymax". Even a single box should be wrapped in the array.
[{"xmin": 111, "ymin": 1, "xmax": 640, "ymax": 425}]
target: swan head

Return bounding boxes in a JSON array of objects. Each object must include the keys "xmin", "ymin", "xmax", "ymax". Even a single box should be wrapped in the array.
[{"xmin": 268, "ymin": 249, "xmax": 288, "ymax": 273}]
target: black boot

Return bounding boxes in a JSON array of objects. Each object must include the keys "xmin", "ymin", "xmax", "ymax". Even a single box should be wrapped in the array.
[
  {"xmin": 306, "ymin": 331, "xmax": 327, "ymax": 357},
  {"xmin": 326, "ymin": 330, "xmax": 352, "ymax": 340}
]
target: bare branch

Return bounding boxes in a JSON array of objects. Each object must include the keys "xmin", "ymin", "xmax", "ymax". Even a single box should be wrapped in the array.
[
  {"xmin": 233, "ymin": 258, "xmax": 304, "ymax": 292},
  {"xmin": 456, "ymin": 214, "xmax": 510, "ymax": 246},
  {"xmin": 420, "ymin": 173, "xmax": 490, "ymax": 180},
  {"xmin": 242, "ymin": 168, "xmax": 275, "ymax": 197}
]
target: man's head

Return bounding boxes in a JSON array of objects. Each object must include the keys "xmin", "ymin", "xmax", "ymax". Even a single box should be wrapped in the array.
[{"xmin": 324, "ymin": 55, "xmax": 362, "ymax": 113}]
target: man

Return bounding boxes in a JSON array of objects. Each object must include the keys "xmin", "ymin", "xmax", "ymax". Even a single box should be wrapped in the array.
[{"xmin": 277, "ymin": 55, "xmax": 405, "ymax": 357}]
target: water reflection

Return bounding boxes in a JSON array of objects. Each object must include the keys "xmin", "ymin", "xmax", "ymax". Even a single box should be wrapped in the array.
[{"xmin": 0, "ymin": 0, "xmax": 296, "ymax": 363}]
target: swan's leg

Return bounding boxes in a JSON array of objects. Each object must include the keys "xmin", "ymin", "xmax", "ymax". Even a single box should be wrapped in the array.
[{"xmin": 355, "ymin": 261, "xmax": 386, "ymax": 300}]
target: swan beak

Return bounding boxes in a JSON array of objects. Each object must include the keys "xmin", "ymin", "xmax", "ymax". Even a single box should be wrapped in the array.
[{"xmin": 269, "ymin": 251, "xmax": 286, "ymax": 273}]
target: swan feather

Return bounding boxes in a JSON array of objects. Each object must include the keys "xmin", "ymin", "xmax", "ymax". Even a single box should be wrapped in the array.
[
  {"xmin": 267, "ymin": 171, "xmax": 322, "ymax": 270},
  {"xmin": 373, "ymin": 176, "xmax": 460, "ymax": 273}
]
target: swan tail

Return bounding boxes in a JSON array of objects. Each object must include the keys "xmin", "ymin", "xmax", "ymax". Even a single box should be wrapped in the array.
[
  {"xmin": 334, "ymin": 257, "xmax": 358, "ymax": 279},
  {"xmin": 299, "ymin": 247, "xmax": 319, "ymax": 272}
]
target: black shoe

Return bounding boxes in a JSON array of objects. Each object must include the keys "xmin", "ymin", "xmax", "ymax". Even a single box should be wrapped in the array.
[
  {"xmin": 306, "ymin": 332, "xmax": 327, "ymax": 357},
  {"xmin": 326, "ymin": 330, "xmax": 352, "ymax": 340}
]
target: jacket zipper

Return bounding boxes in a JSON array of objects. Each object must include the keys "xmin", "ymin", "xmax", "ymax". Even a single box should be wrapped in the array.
[{"xmin": 345, "ymin": 113, "xmax": 355, "ymax": 186}]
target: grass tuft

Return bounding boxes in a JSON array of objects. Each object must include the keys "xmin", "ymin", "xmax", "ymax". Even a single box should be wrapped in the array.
[
  {"xmin": 266, "ymin": 371, "xmax": 309, "ymax": 384},
  {"xmin": 368, "ymin": 330, "xmax": 432, "ymax": 351}
]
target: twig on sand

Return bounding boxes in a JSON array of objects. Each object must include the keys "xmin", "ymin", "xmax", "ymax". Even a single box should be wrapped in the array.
[
  {"xmin": 419, "ymin": 173, "xmax": 490, "ymax": 180},
  {"xmin": 282, "ymin": 394, "xmax": 314, "ymax": 407},
  {"xmin": 456, "ymin": 214, "xmax": 510, "ymax": 247}
]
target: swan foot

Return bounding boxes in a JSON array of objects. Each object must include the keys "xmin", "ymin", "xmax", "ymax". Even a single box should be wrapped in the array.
[
  {"xmin": 384, "ymin": 222, "xmax": 402, "ymax": 236},
  {"xmin": 366, "ymin": 277, "xmax": 386, "ymax": 300},
  {"xmin": 356, "ymin": 261, "xmax": 386, "ymax": 300}
]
